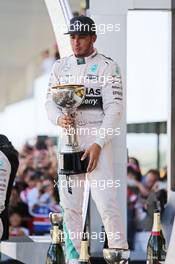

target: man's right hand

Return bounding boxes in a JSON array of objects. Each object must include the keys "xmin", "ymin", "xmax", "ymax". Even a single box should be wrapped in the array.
[{"xmin": 57, "ymin": 115, "xmax": 74, "ymax": 128}]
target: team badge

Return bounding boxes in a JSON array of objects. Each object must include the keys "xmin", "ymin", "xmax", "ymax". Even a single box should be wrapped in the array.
[
  {"xmin": 90, "ymin": 64, "xmax": 98, "ymax": 73},
  {"xmin": 115, "ymin": 65, "xmax": 120, "ymax": 75},
  {"xmin": 0, "ymin": 160, "xmax": 3, "ymax": 168}
]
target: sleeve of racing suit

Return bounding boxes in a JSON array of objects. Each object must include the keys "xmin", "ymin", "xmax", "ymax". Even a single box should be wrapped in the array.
[
  {"xmin": 94, "ymin": 61, "xmax": 123, "ymax": 148},
  {"xmin": 0, "ymin": 219, "xmax": 3, "ymax": 240},
  {"xmin": 0, "ymin": 151, "xmax": 11, "ymax": 238},
  {"xmin": 45, "ymin": 61, "xmax": 63, "ymax": 125}
]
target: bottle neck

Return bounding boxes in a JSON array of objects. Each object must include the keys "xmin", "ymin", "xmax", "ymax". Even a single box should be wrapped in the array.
[
  {"xmin": 52, "ymin": 225, "xmax": 61, "ymax": 244},
  {"xmin": 79, "ymin": 240, "xmax": 89, "ymax": 262},
  {"xmin": 152, "ymin": 212, "xmax": 161, "ymax": 235}
]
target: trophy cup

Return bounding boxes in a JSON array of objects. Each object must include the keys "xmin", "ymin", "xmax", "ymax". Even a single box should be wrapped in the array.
[
  {"xmin": 103, "ymin": 249, "xmax": 130, "ymax": 264},
  {"xmin": 51, "ymin": 84, "xmax": 89, "ymax": 175}
]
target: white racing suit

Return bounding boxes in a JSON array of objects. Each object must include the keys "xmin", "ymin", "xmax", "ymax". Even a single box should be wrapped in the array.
[
  {"xmin": 0, "ymin": 150, "xmax": 11, "ymax": 239},
  {"xmin": 45, "ymin": 49, "xmax": 128, "ymax": 260},
  {"xmin": 0, "ymin": 136, "xmax": 19, "ymax": 241}
]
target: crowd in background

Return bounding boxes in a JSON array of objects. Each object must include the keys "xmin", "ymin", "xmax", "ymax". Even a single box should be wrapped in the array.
[
  {"xmin": 127, "ymin": 157, "xmax": 167, "ymax": 249},
  {"xmin": 8, "ymin": 136, "xmax": 60, "ymax": 237},
  {"xmin": 8, "ymin": 135, "xmax": 168, "ymax": 251}
]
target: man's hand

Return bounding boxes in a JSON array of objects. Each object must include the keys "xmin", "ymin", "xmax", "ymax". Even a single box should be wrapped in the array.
[
  {"xmin": 58, "ymin": 115, "xmax": 74, "ymax": 128},
  {"xmin": 81, "ymin": 143, "xmax": 101, "ymax": 173}
]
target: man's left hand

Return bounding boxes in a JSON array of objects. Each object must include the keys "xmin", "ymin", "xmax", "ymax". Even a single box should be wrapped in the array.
[{"xmin": 81, "ymin": 143, "xmax": 101, "ymax": 173}]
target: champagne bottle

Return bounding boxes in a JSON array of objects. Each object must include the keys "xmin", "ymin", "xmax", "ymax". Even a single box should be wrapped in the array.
[
  {"xmin": 160, "ymin": 228, "xmax": 166, "ymax": 252},
  {"xmin": 79, "ymin": 233, "xmax": 91, "ymax": 264},
  {"xmin": 146, "ymin": 210, "xmax": 166, "ymax": 264},
  {"xmin": 46, "ymin": 224, "xmax": 65, "ymax": 264},
  {"xmin": 155, "ymin": 201, "xmax": 166, "ymax": 252}
]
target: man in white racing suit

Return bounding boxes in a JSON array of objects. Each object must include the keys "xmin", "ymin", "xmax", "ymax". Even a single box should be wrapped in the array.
[
  {"xmin": 45, "ymin": 15, "xmax": 128, "ymax": 263},
  {"xmin": 0, "ymin": 135, "xmax": 19, "ymax": 240}
]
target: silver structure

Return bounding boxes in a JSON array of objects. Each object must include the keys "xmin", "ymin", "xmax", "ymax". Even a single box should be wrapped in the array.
[{"xmin": 51, "ymin": 84, "xmax": 86, "ymax": 153}]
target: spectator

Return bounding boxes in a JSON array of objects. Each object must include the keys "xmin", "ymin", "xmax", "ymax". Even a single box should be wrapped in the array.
[
  {"xmin": 29, "ymin": 177, "xmax": 61, "ymax": 235},
  {"xmin": 9, "ymin": 211, "xmax": 29, "ymax": 237},
  {"xmin": 28, "ymin": 178, "xmax": 57, "ymax": 210},
  {"xmin": 20, "ymin": 174, "xmax": 38, "ymax": 205},
  {"xmin": 11, "ymin": 136, "xmax": 61, "ymax": 235},
  {"xmin": 152, "ymin": 167, "xmax": 167, "ymax": 192},
  {"xmin": 9, "ymin": 187, "xmax": 29, "ymax": 215},
  {"xmin": 127, "ymin": 165, "xmax": 148, "ymax": 197},
  {"xmin": 143, "ymin": 169, "xmax": 159, "ymax": 193},
  {"xmin": 17, "ymin": 144, "xmax": 34, "ymax": 179},
  {"xmin": 33, "ymin": 139, "xmax": 51, "ymax": 177},
  {"xmin": 21, "ymin": 167, "xmax": 35, "ymax": 186},
  {"xmin": 134, "ymin": 169, "xmax": 161, "ymax": 231},
  {"xmin": 45, "ymin": 137, "xmax": 58, "ymax": 178},
  {"xmin": 128, "ymin": 156, "xmax": 142, "ymax": 182}
]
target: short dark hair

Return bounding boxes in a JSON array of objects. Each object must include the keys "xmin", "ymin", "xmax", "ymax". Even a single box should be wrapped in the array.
[
  {"xmin": 23, "ymin": 167, "xmax": 35, "ymax": 176},
  {"xmin": 127, "ymin": 165, "xmax": 137, "ymax": 176},
  {"xmin": 146, "ymin": 169, "xmax": 160, "ymax": 180}
]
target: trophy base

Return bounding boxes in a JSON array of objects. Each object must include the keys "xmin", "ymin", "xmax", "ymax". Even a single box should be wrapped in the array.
[{"xmin": 58, "ymin": 151, "xmax": 89, "ymax": 175}]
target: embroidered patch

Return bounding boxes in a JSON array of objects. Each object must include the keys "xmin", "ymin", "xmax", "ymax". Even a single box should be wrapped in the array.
[
  {"xmin": 90, "ymin": 64, "xmax": 98, "ymax": 73},
  {"xmin": 77, "ymin": 58, "xmax": 85, "ymax": 65}
]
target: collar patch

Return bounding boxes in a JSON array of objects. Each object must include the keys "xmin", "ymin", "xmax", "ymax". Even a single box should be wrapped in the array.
[{"xmin": 77, "ymin": 58, "xmax": 86, "ymax": 65}]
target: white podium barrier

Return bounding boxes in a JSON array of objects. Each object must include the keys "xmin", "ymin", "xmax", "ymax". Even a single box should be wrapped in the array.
[
  {"xmin": 0, "ymin": 236, "xmax": 51, "ymax": 264},
  {"xmin": 165, "ymin": 216, "xmax": 175, "ymax": 264}
]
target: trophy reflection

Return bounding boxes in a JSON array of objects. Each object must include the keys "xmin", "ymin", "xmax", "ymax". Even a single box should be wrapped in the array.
[
  {"xmin": 51, "ymin": 84, "xmax": 88, "ymax": 175},
  {"xmin": 103, "ymin": 249, "xmax": 130, "ymax": 264}
]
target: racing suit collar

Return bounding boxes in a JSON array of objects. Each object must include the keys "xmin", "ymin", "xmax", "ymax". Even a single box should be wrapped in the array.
[{"xmin": 74, "ymin": 49, "xmax": 98, "ymax": 64}]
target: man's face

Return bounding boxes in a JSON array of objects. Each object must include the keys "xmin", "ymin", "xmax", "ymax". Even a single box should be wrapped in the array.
[{"xmin": 70, "ymin": 34, "xmax": 96, "ymax": 57}]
